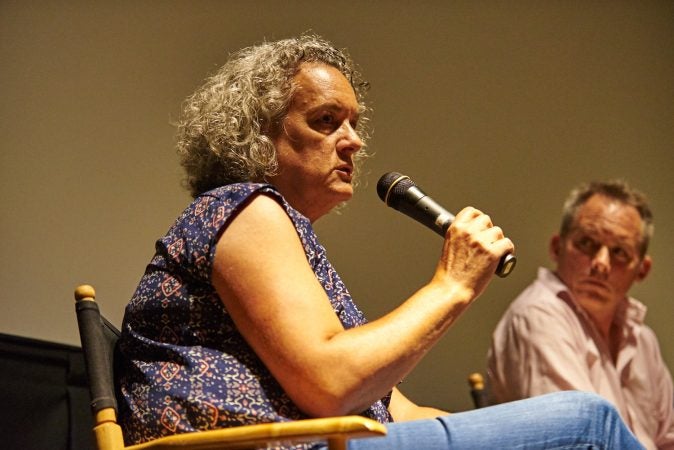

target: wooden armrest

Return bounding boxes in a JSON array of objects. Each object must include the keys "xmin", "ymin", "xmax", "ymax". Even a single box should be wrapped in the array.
[{"xmin": 126, "ymin": 416, "xmax": 387, "ymax": 450}]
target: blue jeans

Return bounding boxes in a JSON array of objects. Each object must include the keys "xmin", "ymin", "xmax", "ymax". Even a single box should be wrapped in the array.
[{"xmin": 339, "ymin": 391, "xmax": 644, "ymax": 449}]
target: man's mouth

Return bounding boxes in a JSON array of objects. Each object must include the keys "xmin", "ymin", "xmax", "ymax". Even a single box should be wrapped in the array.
[{"xmin": 580, "ymin": 278, "xmax": 610, "ymax": 292}]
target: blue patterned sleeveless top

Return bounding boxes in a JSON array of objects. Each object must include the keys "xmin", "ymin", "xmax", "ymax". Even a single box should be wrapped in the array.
[{"xmin": 117, "ymin": 183, "xmax": 392, "ymax": 446}]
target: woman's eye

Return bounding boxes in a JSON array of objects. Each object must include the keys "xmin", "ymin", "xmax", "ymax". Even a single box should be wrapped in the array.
[{"xmin": 319, "ymin": 113, "xmax": 334, "ymax": 124}]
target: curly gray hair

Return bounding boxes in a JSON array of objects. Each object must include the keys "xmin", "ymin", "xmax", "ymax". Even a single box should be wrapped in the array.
[
  {"xmin": 176, "ymin": 34, "xmax": 370, "ymax": 197},
  {"xmin": 559, "ymin": 179, "xmax": 654, "ymax": 257}
]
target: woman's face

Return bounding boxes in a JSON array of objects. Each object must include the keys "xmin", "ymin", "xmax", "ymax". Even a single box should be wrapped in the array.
[{"xmin": 269, "ymin": 62, "xmax": 363, "ymax": 222}]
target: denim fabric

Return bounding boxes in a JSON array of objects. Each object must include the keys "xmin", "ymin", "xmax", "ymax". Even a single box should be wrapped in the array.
[{"xmin": 318, "ymin": 392, "xmax": 644, "ymax": 450}]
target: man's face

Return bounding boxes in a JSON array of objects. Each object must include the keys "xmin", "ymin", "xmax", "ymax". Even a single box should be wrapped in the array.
[
  {"xmin": 550, "ymin": 194, "xmax": 651, "ymax": 313},
  {"xmin": 268, "ymin": 62, "xmax": 363, "ymax": 222}
]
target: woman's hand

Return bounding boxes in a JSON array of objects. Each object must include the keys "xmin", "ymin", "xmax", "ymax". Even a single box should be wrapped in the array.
[{"xmin": 433, "ymin": 206, "xmax": 515, "ymax": 302}]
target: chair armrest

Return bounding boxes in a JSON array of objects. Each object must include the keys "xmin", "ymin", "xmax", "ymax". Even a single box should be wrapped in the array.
[{"xmin": 126, "ymin": 416, "xmax": 387, "ymax": 450}]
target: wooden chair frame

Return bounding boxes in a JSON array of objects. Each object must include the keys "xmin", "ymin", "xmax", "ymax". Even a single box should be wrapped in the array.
[{"xmin": 467, "ymin": 373, "xmax": 489, "ymax": 409}]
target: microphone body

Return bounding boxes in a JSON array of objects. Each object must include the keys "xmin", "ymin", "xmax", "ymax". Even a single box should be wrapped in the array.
[
  {"xmin": 377, "ymin": 172, "xmax": 516, "ymax": 278},
  {"xmin": 386, "ymin": 184, "xmax": 455, "ymax": 238}
]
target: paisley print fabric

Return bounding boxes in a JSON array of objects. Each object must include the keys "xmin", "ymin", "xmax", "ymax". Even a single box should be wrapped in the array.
[{"xmin": 117, "ymin": 183, "xmax": 392, "ymax": 447}]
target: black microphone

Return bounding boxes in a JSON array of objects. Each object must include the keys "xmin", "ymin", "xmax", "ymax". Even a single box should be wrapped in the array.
[{"xmin": 376, "ymin": 172, "xmax": 516, "ymax": 278}]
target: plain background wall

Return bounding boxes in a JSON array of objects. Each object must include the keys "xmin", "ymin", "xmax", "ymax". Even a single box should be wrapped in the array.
[{"xmin": 2, "ymin": 1, "xmax": 672, "ymax": 412}]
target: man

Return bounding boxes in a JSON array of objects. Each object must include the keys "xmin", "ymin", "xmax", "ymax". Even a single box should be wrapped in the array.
[{"xmin": 488, "ymin": 180, "xmax": 674, "ymax": 450}]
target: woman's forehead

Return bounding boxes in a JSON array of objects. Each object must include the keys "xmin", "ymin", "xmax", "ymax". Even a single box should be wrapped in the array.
[{"xmin": 291, "ymin": 63, "xmax": 357, "ymax": 108}]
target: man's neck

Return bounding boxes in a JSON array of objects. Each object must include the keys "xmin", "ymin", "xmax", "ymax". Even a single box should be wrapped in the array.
[{"xmin": 583, "ymin": 301, "xmax": 623, "ymax": 362}]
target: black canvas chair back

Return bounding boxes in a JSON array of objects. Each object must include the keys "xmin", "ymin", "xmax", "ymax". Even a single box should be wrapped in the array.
[{"xmin": 75, "ymin": 286, "xmax": 120, "ymax": 416}]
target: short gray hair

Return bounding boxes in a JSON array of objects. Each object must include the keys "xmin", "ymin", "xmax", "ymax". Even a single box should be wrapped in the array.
[
  {"xmin": 176, "ymin": 34, "xmax": 370, "ymax": 197},
  {"xmin": 559, "ymin": 180, "xmax": 654, "ymax": 257}
]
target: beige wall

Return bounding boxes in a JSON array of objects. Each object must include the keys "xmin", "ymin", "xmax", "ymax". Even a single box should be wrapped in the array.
[{"xmin": 1, "ymin": 1, "xmax": 672, "ymax": 412}]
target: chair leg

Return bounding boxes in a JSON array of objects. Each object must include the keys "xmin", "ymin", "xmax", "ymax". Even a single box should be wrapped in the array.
[
  {"xmin": 327, "ymin": 438, "xmax": 347, "ymax": 450},
  {"xmin": 93, "ymin": 408, "xmax": 125, "ymax": 450}
]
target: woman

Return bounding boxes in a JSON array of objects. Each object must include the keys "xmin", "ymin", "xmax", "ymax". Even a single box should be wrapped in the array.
[{"xmin": 118, "ymin": 34, "xmax": 643, "ymax": 449}]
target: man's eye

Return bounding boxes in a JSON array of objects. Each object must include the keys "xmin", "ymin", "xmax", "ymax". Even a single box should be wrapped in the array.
[
  {"xmin": 612, "ymin": 247, "xmax": 627, "ymax": 257},
  {"xmin": 611, "ymin": 247, "xmax": 632, "ymax": 263},
  {"xmin": 576, "ymin": 237, "xmax": 596, "ymax": 252}
]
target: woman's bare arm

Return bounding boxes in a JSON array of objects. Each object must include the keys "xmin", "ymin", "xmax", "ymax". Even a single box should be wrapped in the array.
[{"xmin": 212, "ymin": 193, "xmax": 512, "ymax": 417}]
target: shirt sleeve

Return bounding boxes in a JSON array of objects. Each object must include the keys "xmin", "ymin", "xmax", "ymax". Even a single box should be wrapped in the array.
[
  {"xmin": 488, "ymin": 301, "xmax": 598, "ymax": 403},
  {"xmin": 642, "ymin": 327, "xmax": 674, "ymax": 450}
]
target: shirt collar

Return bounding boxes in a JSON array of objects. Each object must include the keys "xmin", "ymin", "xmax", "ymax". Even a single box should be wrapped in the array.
[{"xmin": 535, "ymin": 267, "xmax": 647, "ymax": 329}]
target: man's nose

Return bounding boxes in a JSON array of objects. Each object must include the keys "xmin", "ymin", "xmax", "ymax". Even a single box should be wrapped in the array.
[{"xmin": 590, "ymin": 245, "xmax": 611, "ymax": 278}]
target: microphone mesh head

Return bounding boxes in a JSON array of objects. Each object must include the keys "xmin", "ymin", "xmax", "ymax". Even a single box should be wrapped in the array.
[{"xmin": 376, "ymin": 172, "xmax": 416, "ymax": 206}]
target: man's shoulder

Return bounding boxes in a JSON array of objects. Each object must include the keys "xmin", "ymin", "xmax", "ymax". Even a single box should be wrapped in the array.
[
  {"xmin": 635, "ymin": 321, "xmax": 662, "ymax": 350},
  {"xmin": 506, "ymin": 272, "xmax": 568, "ymax": 314},
  {"xmin": 497, "ymin": 271, "xmax": 582, "ymax": 336}
]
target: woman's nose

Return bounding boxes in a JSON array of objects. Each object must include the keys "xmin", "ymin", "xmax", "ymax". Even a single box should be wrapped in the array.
[{"xmin": 337, "ymin": 121, "xmax": 363, "ymax": 154}]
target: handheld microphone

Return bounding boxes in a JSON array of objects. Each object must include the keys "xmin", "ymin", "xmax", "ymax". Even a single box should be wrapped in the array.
[{"xmin": 376, "ymin": 172, "xmax": 516, "ymax": 278}]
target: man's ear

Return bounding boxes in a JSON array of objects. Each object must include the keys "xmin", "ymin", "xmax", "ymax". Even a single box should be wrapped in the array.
[
  {"xmin": 549, "ymin": 235, "xmax": 561, "ymax": 263},
  {"xmin": 636, "ymin": 255, "xmax": 652, "ymax": 282}
]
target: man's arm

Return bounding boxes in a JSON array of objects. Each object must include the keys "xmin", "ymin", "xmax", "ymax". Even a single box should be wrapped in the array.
[
  {"xmin": 644, "ymin": 327, "xmax": 674, "ymax": 449},
  {"xmin": 488, "ymin": 303, "xmax": 597, "ymax": 403}
]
